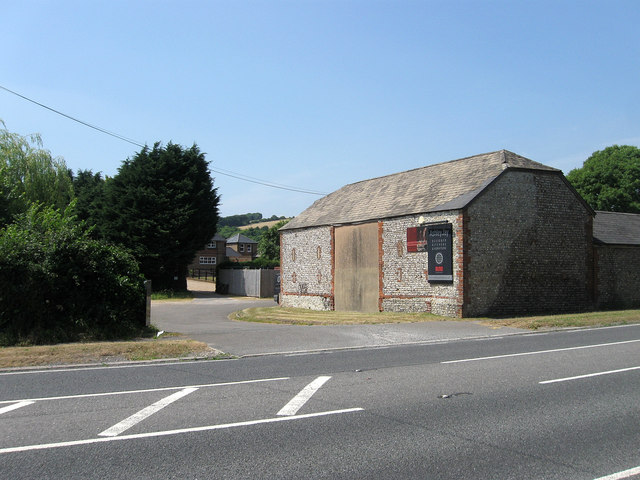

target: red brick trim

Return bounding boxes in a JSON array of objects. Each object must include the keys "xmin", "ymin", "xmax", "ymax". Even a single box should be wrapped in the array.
[
  {"xmin": 279, "ymin": 232, "xmax": 283, "ymax": 306},
  {"xmin": 281, "ymin": 292, "xmax": 333, "ymax": 298},
  {"xmin": 458, "ymin": 212, "xmax": 467, "ymax": 318},
  {"xmin": 378, "ymin": 220, "xmax": 384, "ymax": 312},
  {"xmin": 380, "ymin": 294, "xmax": 459, "ymax": 301},
  {"xmin": 330, "ymin": 226, "xmax": 335, "ymax": 311}
]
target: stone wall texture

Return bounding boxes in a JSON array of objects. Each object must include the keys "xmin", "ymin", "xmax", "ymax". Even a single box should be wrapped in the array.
[
  {"xmin": 464, "ymin": 170, "xmax": 593, "ymax": 316},
  {"xmin": 595, "ymin": 245, "xmax": 640, "ymax": 308},
  {"xmin": 380, "ymin": 212, "xmax": 463, "ymax": 316},
  {"xmin": 280, "ymin": 226, "xmax": 334, "ymax": 310}
]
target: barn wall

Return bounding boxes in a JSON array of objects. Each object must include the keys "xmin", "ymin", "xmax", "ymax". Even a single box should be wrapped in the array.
[
  {"xmin": 380, "ymin": 211, "xmax": 464, "ymax": 317},
  {"xmin": 464, "ymin": 170, "xmax": 593, "ymax": 316},
  {"xmin": 280, "ymin": 226, "xmax": 334, "ymax": 310}
]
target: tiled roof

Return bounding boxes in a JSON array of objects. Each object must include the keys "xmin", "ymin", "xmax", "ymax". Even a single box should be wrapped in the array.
[
  {"xmin": 282, "ymin": 150, "xmax": 559, "ymax": 230},
  {"xmin": 593, "ymin": 211, "xmax": 640, "ymax": 245},
  {"xmin": 226, "ymin": 233, "xmax": 258, "ymax": 244}
]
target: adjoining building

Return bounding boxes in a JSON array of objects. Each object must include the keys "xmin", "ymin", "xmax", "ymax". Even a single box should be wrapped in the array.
[
  {"xmin": 593, "ymin": 211, "xmax": 640, "ymax": 309},
  {"xmin": 279, "ymin": 150, "xmax": 640, "ymax": 317}
]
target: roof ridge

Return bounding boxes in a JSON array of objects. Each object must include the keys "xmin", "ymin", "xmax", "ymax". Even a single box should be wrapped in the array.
[
  {"xmin": 282, "ymin": 150, "xmax": 560, "ymax": 231},
  {"xmin": 343, "ymin": 150, "xmax": 513, "ymax": 188},
  {"xmin": 596, "ymin": 210, "xmax": 640, "ymax": 216}
]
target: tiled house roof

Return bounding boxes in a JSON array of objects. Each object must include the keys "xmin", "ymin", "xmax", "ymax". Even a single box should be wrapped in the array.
[
  {"xmin": 282, "ymin": 150, "xmax": 561, "ymax": 230},
  {"xmin": 210, "ymin": 234, "xmax": 226, "ymax": 242},
  {"xmin": 226, "ymin": 233, "xmax": 258, "ymax": 244},
  {"xmin": 593, "ymin": 211, "xmax": 640, "ymax": 245}
]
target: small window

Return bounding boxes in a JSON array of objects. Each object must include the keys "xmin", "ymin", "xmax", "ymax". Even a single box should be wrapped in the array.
[
  {"xmin": 239, "ymin": 244, "xmax": 245, "ymax": 253},
  {"xmin": 207, "ymin": 240, "xmax": 217, "ymax": 249},
  {"xmin": 199, "ymin": 257, "xmax": 216, "ymax": 265},
  {"xmin": 247, "ymin": 244, "xmax": 252, "ymax": 253}
]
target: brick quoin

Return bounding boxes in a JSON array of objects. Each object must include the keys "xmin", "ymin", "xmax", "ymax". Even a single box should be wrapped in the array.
[
  {"xmin": 378, "ymin": 220, "xmax": 384, "ymax": 311},
  {"xmin": 456, "ymin": 212, "xmax": 466, "ymax": 317},
  {"xmin": 330, "ymin": 226, "xmax": 336, "ymax": 310}
]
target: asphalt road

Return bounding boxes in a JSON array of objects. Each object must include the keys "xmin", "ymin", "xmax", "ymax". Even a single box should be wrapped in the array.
[
  {"xmin": 2, "ymin": 324, "xmax": 640, "ymax": 479},
  {"xmin": 150, "ymin": 289, "xmax": 529, "ymax": 356}
]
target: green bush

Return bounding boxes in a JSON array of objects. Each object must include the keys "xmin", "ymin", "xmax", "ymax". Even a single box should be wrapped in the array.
[
  {"xmin": 218, "ymin": 257, "xmax": 280, "ymax": 269},
  {"xmin": 0, "ymin": 205, "xmax": 146, "ymax": 345}
]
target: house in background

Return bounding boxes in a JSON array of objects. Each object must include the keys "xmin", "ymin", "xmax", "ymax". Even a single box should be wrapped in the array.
[
  {"xmin": 226, "ymin": 233, "xmax": 258, "ymax": 262},
  {"xmin": 188, "ymin": 233, "xmax": 227, "ymax": 273}
]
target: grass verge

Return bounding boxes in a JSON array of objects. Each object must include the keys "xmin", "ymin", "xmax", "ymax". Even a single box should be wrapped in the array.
[
  {"xmin": 479, "ymin": 309, "xmax": 640, "ymax": 330},
  {"xmin": 232, "ymin": 307, "xmax": 454, "ymax": 325},
  {"xmin": 0, "ymin": 337, "xmax": 228, "ymax": 369},
  {"xmin": 151, "ymin": 290, "xmax": 194, "ymax": 301},
  {"xmin": 231, "ymin": 306, "xmax": 640, "ymax": 330}
]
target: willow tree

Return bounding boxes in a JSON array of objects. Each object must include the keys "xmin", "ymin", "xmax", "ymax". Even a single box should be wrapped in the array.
[{"xmin": 0, "ymin": 121, "xmax": 73, "ymax": 226}]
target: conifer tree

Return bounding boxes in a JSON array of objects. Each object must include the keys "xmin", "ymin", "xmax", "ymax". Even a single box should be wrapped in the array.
[{"xmin": 103, "ymin": 142, "xmax": 219, "ymax": 290}]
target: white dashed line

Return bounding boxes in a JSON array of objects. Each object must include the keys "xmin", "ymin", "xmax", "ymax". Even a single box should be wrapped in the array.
[
  {"xmin": 277, "ymin": 376, "xmax": 331, "ymax": 416},
  {"xmin": 593, "ymin": 465, "xmax": 640, "ymax": 480},
  {"xmin": 0, "ymin": 401, "xmax": 34, "ymax": 415},
  {"xmin": 441, "ymin": 339, "xmax": 640, "ymax": 364},
  {"xmin": 540, "ymin": 366, "xmax": 640, "ymax": 384},
  {"xmin": 0, "ymin": 377, "xmax": 289, "ymax": 405},
  {"xmin": 99, "ymin": 388, "xmax": 198, "ymax": 437}
]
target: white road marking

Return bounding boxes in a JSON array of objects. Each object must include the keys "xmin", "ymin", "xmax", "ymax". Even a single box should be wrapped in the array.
[
  {"xmin": 0, "ymin": 377, "xmax": 289, "ymax": 405},
  {"xmin": 593, "ymin": 465, "xmax": 640, "ymax": 479},
  {"xmin": 0, "ymin": 408, "xmax": 364, "ymax": 454},
  {"xmin": 441, "ymin": 339, "xmax": 640, "ymax": 364},
  {"xmin": 540, "ymin": 366, "xmax": 640, "ymax": 384},
  {"xmin": 277, "ymin": 376, "xmax": 331, "ymax": 416},
  {"xmin": 0, "ymin": 358, "xmax": 237, "ymax": 376},
  {"xmin": 99, "ymin": 387, "xmax": 198, "ymax": 437},
  {"xmin": 0, "ymin": 401, "xmax": 34, "ymax": 415}
]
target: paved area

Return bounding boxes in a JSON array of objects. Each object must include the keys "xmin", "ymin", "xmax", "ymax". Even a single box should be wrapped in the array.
[{"xmin": 151, "ymin": 279, "xmax": 529, "ymax": 357}]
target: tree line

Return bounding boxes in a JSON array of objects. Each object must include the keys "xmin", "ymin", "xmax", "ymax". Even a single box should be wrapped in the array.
[{"xmin": 0, "ymin": 121, "xmax": 219, "ymax": 345}]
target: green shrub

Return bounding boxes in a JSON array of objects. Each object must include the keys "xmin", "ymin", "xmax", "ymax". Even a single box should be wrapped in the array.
[
  {"xmin": 0, "ymin": 205, "xmax": 146, "ymax": 345},
  {"xmin": 218, "ymin": 257, "xmax": 280, "ymax": 269}
]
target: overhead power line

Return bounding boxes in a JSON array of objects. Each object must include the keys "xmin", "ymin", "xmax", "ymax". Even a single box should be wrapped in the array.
[
  {"xmin": 0, "ymin": 84, "xmax": 144, "ymax": 148},
  {"xmin": 0, "ymin": 84, "xmax": 327, "ymax": 196},
  {"xmin": 209, "ymin": 167, "xmax": 327, "ymax": 195}
]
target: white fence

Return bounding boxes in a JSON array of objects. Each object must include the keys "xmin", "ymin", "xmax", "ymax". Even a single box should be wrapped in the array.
[{"xmin": 218, "ymin": 268, "xmax": 278, "ymax": 298}]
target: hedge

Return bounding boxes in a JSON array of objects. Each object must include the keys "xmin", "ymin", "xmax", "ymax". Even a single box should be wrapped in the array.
[{"xmin": 0, "ymin": 206, "xmax": 146, "ymax": 345}]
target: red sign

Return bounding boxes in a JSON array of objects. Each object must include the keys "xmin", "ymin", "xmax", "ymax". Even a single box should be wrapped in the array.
[{"xmin": 407, "ymin": 226, "xmax": 427, "ymax": 252}]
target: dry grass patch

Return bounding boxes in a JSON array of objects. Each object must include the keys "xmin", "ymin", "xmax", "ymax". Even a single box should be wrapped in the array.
[
  {"xmin": 231, "ymin": 307, "xmax": 449, "ymax": 325},
  {"xmin": 0, "ymin": 339, "xmax": 222, "ymax": 369},
  {"xmin": 476, "ymin": 309, "xmax": 640, "ymax": 330},
  {"xmin": 231, "ymin": 306, "xmax": 640, "ymax": 330}
]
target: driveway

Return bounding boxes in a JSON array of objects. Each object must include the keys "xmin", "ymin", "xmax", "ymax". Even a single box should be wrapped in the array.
[{"xmin": 151, "ymin": 279, "xmax": 529, "ymax": 356}]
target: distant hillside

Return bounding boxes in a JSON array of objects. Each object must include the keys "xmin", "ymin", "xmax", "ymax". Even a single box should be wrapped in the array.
[
  {"xmin": 238, "ymin": 219, "xmax": 290, "ymax": 230},
  {"xmin": 218, "ymin": 213, "xmax": 287, "ymax": 228},
  {"xmin": 216, "ymin": 214, "xmax": 291, "ymax": 243}
]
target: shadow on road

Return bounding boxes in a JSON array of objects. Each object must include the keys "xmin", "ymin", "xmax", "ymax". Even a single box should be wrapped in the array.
[{"xmin": 187, "ymin": 278, "xmax": 220, "ymax": 299}]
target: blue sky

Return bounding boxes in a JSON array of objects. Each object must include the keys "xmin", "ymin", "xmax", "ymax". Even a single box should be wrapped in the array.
[{"xmin": 3, "ymin": 0, "xmax": 639, "ymax": 218}]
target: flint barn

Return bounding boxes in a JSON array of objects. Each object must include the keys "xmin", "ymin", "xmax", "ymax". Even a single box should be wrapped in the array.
[{"xmin": 279, "ymin": 150, "xmax": 640, "ymax": 317}]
